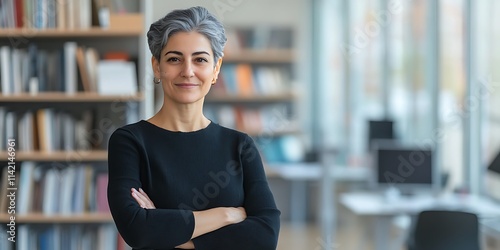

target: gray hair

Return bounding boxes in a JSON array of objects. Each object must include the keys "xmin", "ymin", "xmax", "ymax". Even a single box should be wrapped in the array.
[{"xmin": 147, "ymin": 6, "xmax": 227, "ymax": 64}]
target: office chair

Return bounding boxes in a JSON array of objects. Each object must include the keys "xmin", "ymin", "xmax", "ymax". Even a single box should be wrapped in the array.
[{"xmin": 407, "ymin": 210, "xmax": 481, "ymax": 250}]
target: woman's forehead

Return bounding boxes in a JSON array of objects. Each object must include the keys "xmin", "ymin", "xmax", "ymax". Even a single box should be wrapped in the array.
[{"xmin": 162, "ymin": 31, "xmax": 213, "ymax": 54}]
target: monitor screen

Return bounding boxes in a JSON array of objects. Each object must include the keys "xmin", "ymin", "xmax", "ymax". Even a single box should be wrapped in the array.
[
  {"xmin": 374, "ymin": 144, "xmax": 433, "ymax": 192},
  {"xmin": 368, "ymin": 120, "xmax": 395, "ymax": 151},
  {"xmin": 486, "ymin": 149, "xmax": 500, "ymax": 201},
  {"xmin": 487, "ymin": 150, "xmax": 500, "ymax": 174}
]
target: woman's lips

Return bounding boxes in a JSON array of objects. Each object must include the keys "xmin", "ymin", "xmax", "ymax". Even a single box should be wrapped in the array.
[{"xmin": 175, "ymin": 83, "xmax": 199, "ymax": 89}]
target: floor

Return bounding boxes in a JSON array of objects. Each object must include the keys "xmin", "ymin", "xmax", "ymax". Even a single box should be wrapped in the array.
[
  {"xmin": 276, "ymin": 194, "xmax": 407, "ymax": 250},
  {"xmin": 277, "ymin": 219, "xmax": 499, "ymax": 250},
  {"xmin": 277, "ymin": 221, "xmax": 404, "ymax": 250}
]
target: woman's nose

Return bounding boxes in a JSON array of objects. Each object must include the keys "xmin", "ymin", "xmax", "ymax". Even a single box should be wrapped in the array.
[{"xmin": 181, "ymin": 61, "xmax": 194, "ymax": 78}]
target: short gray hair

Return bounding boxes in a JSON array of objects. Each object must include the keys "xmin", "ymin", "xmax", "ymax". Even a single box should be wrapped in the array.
[{"xmin": 147, "ymin": 6, "xmax": 227, "ymax": 64}]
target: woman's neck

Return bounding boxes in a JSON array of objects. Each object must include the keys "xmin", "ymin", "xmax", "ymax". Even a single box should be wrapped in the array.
[{"xmin": 148, "ymin": 101, "xmax": 210, "ymax": 132}]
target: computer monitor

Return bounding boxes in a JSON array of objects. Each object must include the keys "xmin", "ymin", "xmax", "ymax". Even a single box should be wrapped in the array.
[
  {"xmin": 487, "ymin": 149, "xmax": 500, "ymax": 174},
  {"xmin": 372, "ymin": 142, "xmax": 435, "ymax": 195},
  {"xmin": 486, "ymin": 149, "xmax": 500, "ymax": 201},
  {"xmin": 368, "ymin": 120, "xmax": 395, "ymax": 152}
]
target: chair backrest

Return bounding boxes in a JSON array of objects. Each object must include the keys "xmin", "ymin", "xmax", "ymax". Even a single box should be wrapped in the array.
[{"xmin": 409, "ymin": 210, "xmax": 481, "ymax": 250}]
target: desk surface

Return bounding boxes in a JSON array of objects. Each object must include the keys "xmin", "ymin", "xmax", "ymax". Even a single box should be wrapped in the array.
[
  {"xmin": 340, "ymin": 191, "xmax": 500, "ymax": 217},
  {"xmin": 482, "ymin": 218, "xmax": 500, "ymax": 237},
  {"xmin": 266, "ymin": 163, "xmax": 370, "ymax": 181},
  {"xmin": 341, "ymin": 191, "xmax": 500, "ymax": 249}
]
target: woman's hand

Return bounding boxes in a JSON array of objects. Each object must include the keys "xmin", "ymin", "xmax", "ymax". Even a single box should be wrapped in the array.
[
  {"xmin": 225, "ymin": 207, "xmax": 247, "ymax": 224},
  {"xmin": 131, "ymin": 188, "xmax": 156, "ymax": 209},
  {"xmin": 131, "ymin": 187, "xmax": 246, "ymax": 246},
  {"xmin": 176, "ymin": 240, "xmax": 195, "ymax": 249},
  {"xmin": 131, "ymin": 189, "xmax": 194, "ymax": 248}
]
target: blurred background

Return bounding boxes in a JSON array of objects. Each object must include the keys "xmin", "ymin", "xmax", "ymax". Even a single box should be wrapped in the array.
[{"xmin": 1, "ymin": 0, "xmax": 500, "ymax": 249}]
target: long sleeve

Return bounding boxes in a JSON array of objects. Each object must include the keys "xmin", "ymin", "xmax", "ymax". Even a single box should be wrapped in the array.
[
  {"xmin": 192, "ymin": 135, "xmax": 281, "ymax": 250},
  {"xmin": 107, "ymin": 128, "xmax": 195, "ymax": 249}
]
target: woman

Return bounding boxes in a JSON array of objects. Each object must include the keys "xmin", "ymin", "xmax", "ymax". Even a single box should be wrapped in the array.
[{"xmin": 107, "ymin": 6, "xmax": 281, "ymax": 250}]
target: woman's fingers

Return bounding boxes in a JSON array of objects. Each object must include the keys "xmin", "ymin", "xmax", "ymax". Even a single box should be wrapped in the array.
[
  {"xmin": 131, "ymin": 188, "xmax": 156, "ymax": 209},
  {"xmin": 131, "ymin": 188, "xmax": 146, "ymax": 207}
]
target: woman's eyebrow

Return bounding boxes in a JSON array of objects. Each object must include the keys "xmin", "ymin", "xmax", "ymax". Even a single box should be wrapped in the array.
[
  {"xmin": 164, "ymin": 51, "xmax": 182, "ymax": 56},
  {"xmin": 192, "ymin": 51, "xmax": 210, "ymax": 56},
  {"xmin": 164, "ymin": 51, "xmax": 210, "ymax": 56}
]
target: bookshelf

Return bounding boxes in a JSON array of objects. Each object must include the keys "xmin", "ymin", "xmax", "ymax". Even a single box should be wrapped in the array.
[
  {"xmin": 0, "ymin": 92, "xmax": 143, "ymax": 102},
  {"xmin": 206, "ymin": 92, "xmax": 296, "ymax": 103},
  {"xmin": 0, "ymin": 28, "xmax": 142, "ymax": 37},
  {"xmin": 0, "ymin": 2, "xmax": 145, "ymax": 249},
  {"xmin": 223, "ymin": 49, "xmax": 295, "ymax": 63},
  {"xmin": 0, "ymin": 213, "xmax": 113, "ymax": 224},
  {"xmin": 0, "ymin": 150, "xmax": 108, "ymax": 161},
  {"xmin": 201, "ymin": 26, "xmax": 303, "ymax": 164}
]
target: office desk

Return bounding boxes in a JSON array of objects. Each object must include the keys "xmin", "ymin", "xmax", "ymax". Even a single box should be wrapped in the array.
[
  {"xmin": 482, "ymin": 217, "xmax": 500, "ymax": 240},
  {"xmin": 267, "ymin": 163, "xmax": 369, "ymax": 221},
  {"xmin": 340, "ymin": 192, "xmax": 500, "ymax": 250}
]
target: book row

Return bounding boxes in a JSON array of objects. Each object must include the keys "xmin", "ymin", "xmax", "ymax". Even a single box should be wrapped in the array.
[
  {"xmin": 0, "ymin": 108, "xmax": 92, "ymax": 152},
  {"xmin": 0, "ymin": 44, "xmax": 138, "ymax": 95},
  {"xmin": 204, "ymin": 105, "xmax": 305, "ymax": 163},
  {"xmin": 204, "ymin": 104, "xmax": 296, "ymax": 134},
  {"xmin": 225, "ymin": 27, "xmax": 294, "ymax": 52},
  {"xmin": 0, "ymin": 0, "xmax": 97, "ymax": 29},
  {"xmin": 0, "ymin": 224, "xmax": 128, "ymax": 250},
  {"xmin": 212, "ymin": 64, "xmax": 292, "ymax": 96},
  {"xmin": 0, "ymin": 162, "xmax": 110, "ymax": 215},
  {"xmin": 0, "ymin": 106, "xmax": 134, "ymax": 152}
]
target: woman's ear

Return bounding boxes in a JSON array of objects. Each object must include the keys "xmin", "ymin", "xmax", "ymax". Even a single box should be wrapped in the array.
[
  {"xmin": 151, "ymin": 56, "xmax": 160, "ymax": 78},
  {"xmin": 213, "ymin": 58, "xmax": 223, "ymax": 82}
]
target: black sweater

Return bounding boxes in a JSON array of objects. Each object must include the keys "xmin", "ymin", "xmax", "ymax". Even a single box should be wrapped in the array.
[{"xmin": 107, "ymin": 120, "xmax": 280, "ymax": 250}]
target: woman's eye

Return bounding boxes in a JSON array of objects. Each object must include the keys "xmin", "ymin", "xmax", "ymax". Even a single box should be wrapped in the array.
[
  {"xmin": 195, "ymin": 58, "xmax": 208, "ymax": 63},
  {"xmin": 167, "ymin": 57, "xmax": 180, "ymax": 62}
]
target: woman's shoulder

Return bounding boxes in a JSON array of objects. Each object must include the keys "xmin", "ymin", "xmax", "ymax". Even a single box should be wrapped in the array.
[
  {"xmin": 211, "ymin": 122, "xmax": 259, "ymax": 149},
  {"xmin": 110, "ymin": 120, "xmax": 149, "ymax": 139},
  {"xmin": 212, "ymin": 122, "xmax": 249, "ymax": 139}
]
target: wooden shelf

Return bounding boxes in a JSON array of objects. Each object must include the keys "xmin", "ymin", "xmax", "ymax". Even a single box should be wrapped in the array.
[
  {"xmin": 0, "ymin": 14, "xmax": 143, "ymax": 38},
  {"xmin": 0, "ymin": 213, "xmax": 113, "ymax": 223},
  {"xmin": 0, "ymin": 150, "xmax": 108, "ymax": 161},
  {"xmin": 0, "ymin": 92, "xmax": 143, "ymax": 103},
  {"xmin": 223, "ymin": 49, "xmax": 295, "ymax": 63},
  {"xmin": 0, "ymin": 28, "xmax": 142, "ymax": 37},
  {"xmin": 206, "ymin": 93, "xmax": 296, "ymax": 103}
]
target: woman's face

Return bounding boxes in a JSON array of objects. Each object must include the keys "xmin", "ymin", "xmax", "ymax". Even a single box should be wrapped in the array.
[{"xmin": 153, "ymin": 31, "xmax": 222, "ymax": 105}]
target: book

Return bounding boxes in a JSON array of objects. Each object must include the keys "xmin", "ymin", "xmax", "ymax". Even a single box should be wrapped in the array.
[
  {"xmin": 76, "ymin": 46, "xmax": 92, "ymax": 92},
  {"xmin": 18, "ymin": 111, "xmax": 35, "ymax": 151},
  {"xmin": 97, "ymin": 60, "xmax": 137, "ymax": 95},
  {"xmin": 0, "ymin": 46, "xmax": 12, "ymax": 94},
  {"xmin": 18, "ymin": 161, "xmax": 35, "ymax": 214},
  {"xmin": 96, "ymin": 172, "xmax": 109, "ymax": 212},
  {"xmin": 5, "ymin": 112, "xmax": 17, "ymax": 142},
  {"xmin": 0, "ymin": 107, "xmax": 6, "ymax": 151},
  {"xmin": 85, "ymin": 47, "xmax": 99, "ymax": 92},
  {"xmin": 220, "ymin": 64, "xmax": 238, "ymax": 94},
  {"xmin": 72, "ymin": 166, "xmax": 87, "ymax": 213},
  {"xmin": 59, "ymin": 166, "xmax": 76, "ymax": 214},
  {"xmin": 43, "ymin": 168, "xmax": 60, "ymax": 215},
  {"xmin": 36, "ymin": 109, "xmax": 55, "ymax": 152},
  {"xmin": 63, "ymin": 42, "xmax": 78, "ymax": 94},
  {"xmin": 235, "ymin": 64, "xmax": 254, "ymax": 95},
  {"xmin": 0, "ymin": 167, "xmax": 10, "ymax": 213},
  {"xmin": 96, "ymin": 172, "xmax": 109, "ymax": 213},
  {"xmin": 83, "ymin": 166, "xmax": 95, "ymax": 212},
  {"xmin": 57, "ymin": 0, "xmax": 67, "ymax": 29},
  {"xmin": 11, "ymin": 48, "xmax": 22, "ymax": 94}
]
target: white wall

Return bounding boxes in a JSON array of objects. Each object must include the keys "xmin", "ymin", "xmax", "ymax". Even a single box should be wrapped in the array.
[{"xmin": 151, "ymin": 0, "xmax": 304, "ymax": 25}]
